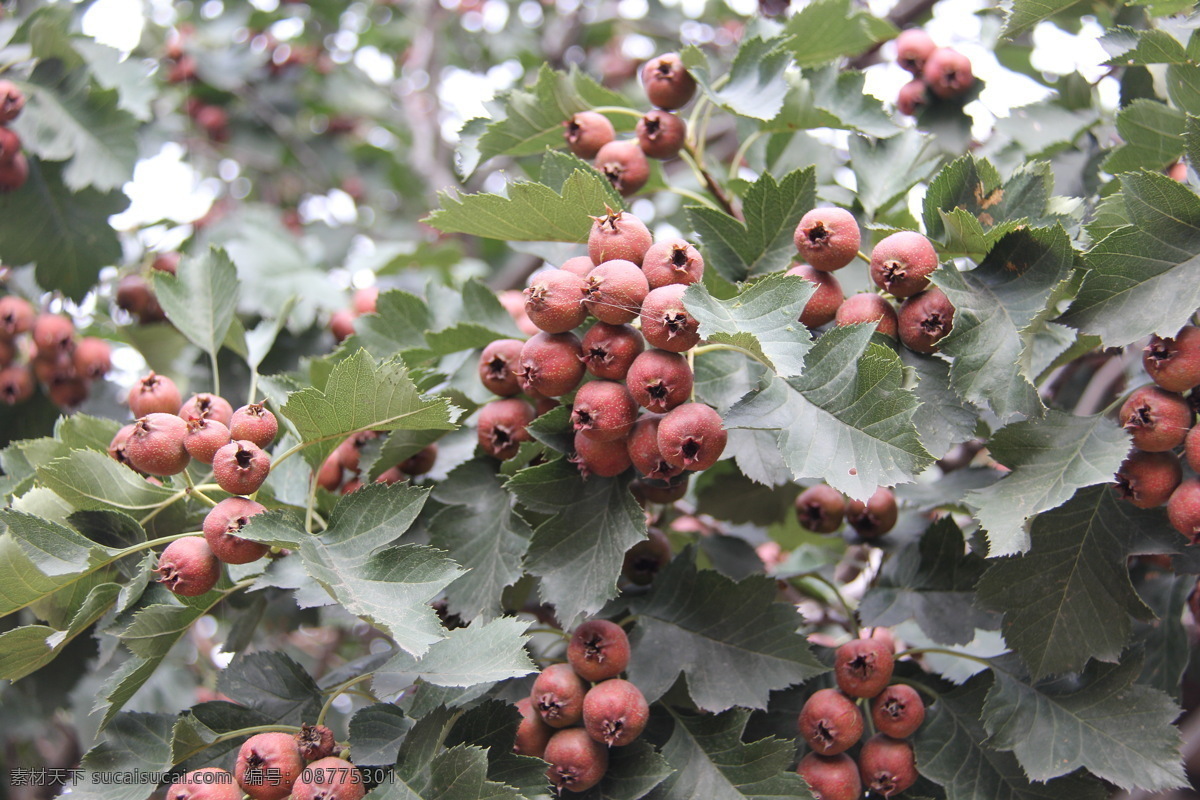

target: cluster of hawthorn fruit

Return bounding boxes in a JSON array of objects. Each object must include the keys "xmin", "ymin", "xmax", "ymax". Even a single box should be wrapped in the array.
[
  {"xmin": 106, "ymin": 371, "xmax": 281, "ymax": 596},
  {"xmin": 564, "ymin": 52, "xmax": 697, "ymax": 197},
  {"xmin": 314, "ymin": 430, "xmax": 439, "ymax": 495},
  {"xmin": 891, "ymin": 29, "xmax": 975, "ymax": 117},
  {"xmin": 0, "ymin": 295, "xmax": 113, "ymax": 408},
  {"xmin": 797, "ymin": 632, "xmax": 922, "ymax": 799},
  {"xmin": 1114, "ymin": 325, "xmax": 1200, "ymax": 539},
  {"xmin": 164, "ymin": 724, "xmax": 366, "ymax": 800},
  {"xmin": 116, "ymin": 252, "xmax": 182, "ymax": 325},
  {"xmin": 0, "ymin": 79, "xmax": 27, "ymax": 191},
  {"xmin": 514, "ymin": 620, "xmax": 648, "ymax": 793},
  {"xmin": 476, "ymin": 206, "xmax": 724, "ymax": 499}
]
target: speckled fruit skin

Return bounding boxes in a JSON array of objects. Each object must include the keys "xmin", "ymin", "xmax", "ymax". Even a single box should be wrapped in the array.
[
  {"xmin": 796, "ymin": 753, "xmax": 862, "ymax": 800},
  {"xmin": 524, "ymin": 269, "xmax": 588, "ymax": 333},
  {"xmin": 834, "ymin": 637, "xmax": 895, "ymax": 698},
  {"xmin": 561, "ymin": 256, "xmax": 597, "ymax": 278},
  {"xmin": 623, "ymin": 528, "xmax": 673, "ymax": 584},
  {"xmin": 641, "ymin": 52, "xmax": 697, "ymax": 110},
  {"xmin": 532, "ymin": 663, "xmax": 588, "ymax": 728},
  {"xmin": 73, "ymin": 337, "xmax": 112, "ymax": 380},
  {"xmin": 594, "ymin": 140, "xmax": 650, "ymax": 197},
  {"xmin": 794, "ymin": 208, "xmax": 860, "ymax": 272},
  {"xmin": 870, "ymin": 231, "xmax": 940, "ymax": 298},
  {"xmin": 571, "ymin": 431, "xmax": 633, "ymax": 478},
  {"xmin": 626, "ymin": 350, "xmax": 693, "ymax": 413},
  {"xmin": 636, "ymin": 109, "xmax": 687, "ymax": 159},
  {"xmin": 108, "ymin": 423, "xmax": 138, "ymax": 469},
  {"xmin": 642, "ymin": 239, "xmax": 704, "ymax": 289},
  {"xmin": 795, "ymin": 484, "xmax": 845, "ymax": 533},
  {"xmin": 126, "ymin": 413, "xmax": 191, "ymax": 476},
  {"xmin": 180, "ymin": 393, "xmax": 234, "ymax": 426},
  {"xmin": 564, "ymin": 111, "xmax": 615, "ymax": 160},
  {"xmin": 899, "ymin": 288, "xmax": 955, "ymax": 354},
  {"xmin": 846, "ymin": 487, "xmax": 899, "ymax": 539},
  {"xmin": 518, "ymin": 331, "xmax": 586, "ymax": 397},
  {"xmin": 478, "ymin": 398, "xmax": 536, "ymax": 460},
  {"xmin": 581, "ymin": 322, "xmax": 644, "ymax": 380},
  {"xmin": 788, "ymin": 264, "xmax": 844, "ymax": 328},
  {"xmin": 1120, "ymin": 386, "xmax": 1193, "ymax": 452},
  {"xmin": 1144, "ymin": 327, "xmax": 1200, "ymax": 393},
  {"xmin": 1189, "ymin": 426, "xmax": 1200, "ymax": 473},
  {"xmin": 588, "ymin": 209, "xmax": 653, "ymax": 266},
  {"xmin": 0, "ymin": 295, "xmax": 34, "ymax": 336},
  {"xmin": 627, "ymin": 415, "xmax": 685, "ymax": 481},
  {"xmin": 230, "ymin": 403, "xmax": 279, "ymax": 448},
  {"xmin": 572, "ymin": 380, "xmax": 638, "ymax": 442},
  {"xmin": 568, "ymin": 619, "xmax": 630, "ymax": 682},
  {"xmin": 1168, "ymin": 479, "xmax": 1200, "ymax": 542},
  {"xmin": 479, "ymin": 338, "xmax": 525, "ymax": 397},
  {"xmin": 156, "ymin": 537, "xmax": 220, "ymax": 597},
  {"xmin": 923, "ymin": 47, "xmax": 974, "ymax": 99},
  {"xmin": 203, "ymin": 497, "xmax": 269, "ymax": 564},
  {"xmin": 871, "ymin": 684, "xmax": 925, "ymax": 738},
  {"xmin": 640, "ymin": 284, "xmax": 701, "ymax": 352},
  {"xmin": 1115, "ymin": 450, "xmax": 1183, "ymax": 509},
  {"xmin": 658, "ymin": 402, "xmax": 726, "ymax": 471},
  {"xmin": 235, "ymin": 732, "xmax": 305, "ymax": 800},
  {"xmin": 835, "ymin": 293, "xmax": 898, "ymax": 338},
  {"xmin": 184, "ymin": 418, "xmax": 232, "ymax": 465},
  {"xmin": 895, "ymin": 28, "xmax": 936, "ymax": 74},
  {"xmin": 32, "ymin": 313, "xmax": 74, "ymax": 355},
  {"xmin": 290, "ymin": 757, "xmax": 365, "ymax": 800},
  {"xmin": 897, "ymin": 79, "xmax": 929, "ymax": 116},
  {"xmin": 165, "ymin": 768, "xmax": 242, "ymax": 800},
  {"xmin": 128, "ymin": 371, "xmax": 182, "ymax": 417},
  {"xmin": 213, "ymin": 440, "xmax": 271, "ymax": 495},
  {"xmin": 584, "ymin": 259, "xmax": 649, "ymax": 325},
  {"xmin": 798, "ymin": 689, "xmax": 864, "ymax": 756},
  {"xmin": 514, "ymin": 697, "xmax": 555, "ymax": 758},
  {"xmin": 858, "ymin": 735, "xmax": 918, "ymax": 798},
  {"xmin": 544, "ymin": 728, "xmax": 609, "ymax": 794},
  {"xmin": 295, "ymin": 724, "xmax": 336, "ymax": 763},
  {"xmin": 583, "ymin": 678, "xmax": 649, "ymax": 746}
]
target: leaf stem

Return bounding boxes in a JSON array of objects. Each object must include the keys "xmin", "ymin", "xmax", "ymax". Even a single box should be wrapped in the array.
[
  {"xmin": 857, "ymin": 250, "xmax": 872, "ymax": 263},
  {"xmin": 527, "ymin": 626, "xmax": 570, "ymax": 640},
  {"xmin": 588, "ymin": 105, "xmax": 644, "ymax": 120},
  {"xmin": 139, "ymin": 490, "xmax": 187, "ymax": 526},
  {"xmin": 668, "ymin": 186, "xmax": 719, "ymax": 209},
  {"xmin": 210, "ymin": 724, "xmax": 304, "ymax": 746},
  {"xmin": 318, "ymin": 674, "xmax": 374, "ymax": 726},
  {"xmin": 729, "ymin": 131, "xmax": 764, "ymax": 180},
  {"xmin": 210, "ymin": 350, "xmax": 221, "ymax": 398},
  {"xmin": 803, "ymin": 572, "xmax": 860, "ymax": 638},
  {"xmin": 117, "ymin": 530, "xmax": 199, "ymax": 557},
  {"xmin": 895, "ymin": 646, "xmax": 993, "ymax": 667},
  {"xmin": 691, "ymin": 342, "xmax": 768, "ymax": 366},
  {"xmin": 681, "ymin": 145, "xmax": 738, "ymax": 219}
]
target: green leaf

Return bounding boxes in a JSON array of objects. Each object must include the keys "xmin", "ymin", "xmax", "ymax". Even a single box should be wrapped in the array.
[
  {"xmin": 780, "ymin": 0, "xmax": 896, "ymax": 67},
  {"xmin": 725, "ymin": 324, "xmax": 932, "ymax": 500},
  {"xmin": 1135, "ymin": 573, "xmax": 1192, "ymax": 699},
  {"xmin": 0, "ymin": 508, "xmax": 116, "ymax": 577},
  {"xmin": 13, "ymin": 60, "xmax": 138, "ymax": 191},
  {"xmin": 652, "ymin": 708, "xmax": 814, "ymax": 800},
  {"xmin": 69, "ymin": 713, "xmax": 176, "ymax": 800},
  {"xmin": 0, "ymin": 581, "xmax": 119, "ymax": 680},
  {"xmin": 901, "ymin": 350, "xmax": 980, "ymax": 460},
  {"xmin": 983, "ymin": 656, "xmax": 1185, "ymax": 790},
  {"xmin": 423, "ymin": 279, "xmax": 526, "ymax": 357},
  {"xmin": 426, "ymin": 163, "xmax": 618, "ymax": 242},
  {"xmin": 684, "ymin": 274, "xmax": 814, "ymax": 378},
  {"xmin": 860, "ymin": 518, "xmax": 999, "ymax": 646},
  {"xmin": 237, "ymin": 484, "xmax": 463, "ymax": 657},
  {"xmin": 355, "ymin": 289, "xmax": 433, "ymax": 357},
  {"xmin": 427, "ymin": 459, "xmax": 533, "ymax": 621},
  {"xmin": 965, "ymin": 411, "xmax": 1131, "ymax": 557},
  {"xmin": 508, "ymin": 460, "xmax": 645, "ymax": 627},
  {"xmin": 977, "ymin": 487, "xmax": 1161, "ymax": 678},
  {"xmin": 627, "ymin": 553, "xmax": 825, "ymax": 711},
  {"xmin": 152, "ymin": 247, "xmax": 240, "ymax": 360},
  {"xmin": 805, "ymin": 67, "xmax": 898, "ymax": 139},
  {"xmin": 685, "ymin": 167, "xmax": 815, "ymax": 283},
  {"xmin": 932, "ymin": 226, "xmax": 1078, "ymax": 421},
  {"xmin": 350, "ymin": 704, "xmax": 415, "ymax": 766},
  {"xmin": 377, "ymin": 617, "xmax": 536, "ymax": 688},
  {"xmin": 37, "ymin": 449, "xmax": 177, "ymax": 513},
  {"xmin": 0, "ymin": 159, "xmax": 127, "ymax": 301},
  {"xmin": 922, "ymin": 157, "xmax": 1054, "ymax": 244},
  {"xmin": 913, "ymin": 674, "xmax": 1107, "ymax": 800},
  {"xmin": 1059, "ymin": 170, "xmax": 1200, "ymax": 347},
  {"xmin": 1101, "ymin": 27, "xmax": 1189, "ymax": 66},
  {"xmin": 1002, "ymin": 0, "xmax": 1086, "ymax": 39},
  {"xmin": 281, "ymin": 349, "xmax": 458, "ymax": 469},
  {"xmin": 216, "ymin": 652, "xmax": 323, "ymax": 725},
  {"xmin": 683, "ymin": 37, "xmax": 792, "ymax": 121},
  {"xmin": 1103, "ymin": 100, "xmax": 1186, "ymax": 173},
  {"xmin": 850, "ymin": 130, "xmax": 942, "ymax": 217}
]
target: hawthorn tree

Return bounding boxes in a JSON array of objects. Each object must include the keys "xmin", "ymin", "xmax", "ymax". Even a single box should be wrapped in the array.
[{"xmin": 1, "ymin": 0, "xmax": 1199, "ymax": 798}]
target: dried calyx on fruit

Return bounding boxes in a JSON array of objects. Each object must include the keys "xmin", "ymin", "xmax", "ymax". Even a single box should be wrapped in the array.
[
  {"xmin": 477, "ymin": 398, "xmax": 535, "ymax": 460},
  {"xmin": 479, "ymin": 338, "xmax": 525, "ymax": 396},
  {"xmin": 869, "ymin": 231, "xmax": 939, "ymax": 298},
  {"xmin": 594, "ymin": 140, "xmax": 650, "ymax": 197},
  {"xmin": 531, "ymin": 663, "xmax": 587, "ymax": 728},
  {"xmin": 544, "ymin": 727, "xmax": 608, "ymax": 793},
  {"xmin": 1115, "ymin": 451, "xmax": 1182, "ymax": 509},
  {"xmin": 642, "ymin": 238, "xmax": 704, "ymax": 289},
  {"xmin": 1119, "ymin": 385, "xmax": 1193, "ymax": 452},
  {"xmin": 898, "ymin": 288, "xmax": 954, "ymax": 354},
  {"xmin": 858, "ymin": 734, "xmax": 918, "ymax": 798},
  {"xmin": 581, "ymin": 322, "xmax": 644, "ymax": 380},
  {"xmin": 834, "ymin": 637, "xmax": 895, "ymax": 698},
  {"xmin": 156, "ymin": 537, "xmax": 220, "ymax": 597},
  {"xmin": 517, "ymin": 331, "xmax": 585, "ymax": 397},
  {"xmin": 797, "ymin": 688, "xmax": 863, "ymax": 756},
  {"xmin": 794, "ymin": 208, "xmax": 861, "ymax": 272},
  {"xmin": 588, "ymin": 207, "xmax": 653, "ymax": 266},
  {"xmin": 524, "ymin": 268, "xmax": 588, "ymax": 333},
  {"xmin": 641, "ymin": 52, "xmax": 697, "ymax": 110},
  {"xmin": 582, "ymin": 678, "xmax": 649, "ymax": 746},
  {"xmin": 846, "ymin": 487, "xmax": 898, "ymax": 539},
  {"xmin": 626, "ymin": 349, "xmax": 693, "ymax": 413},
  {"xmin": 657, "ymin": 402, "xmax": 727, "ymax": 471},
  {"xmin": 295, "ymin": 724, "xmax": 337, "ymax": 762},
  {"xmin": 203, "ymin": 497, "xmax": 269, "ymax": 564},
  {"xmin": 568, "ymin": 619, "xmax": 631, "ymax": 681},
  {"xmin": 795, "ymin": 484, "xmax": 845, "ymax": 533},
  {"xmin": 640, "ymin": 283, "xmax": 701, "ymax": 352},
  {"xmin": 796, "ymin": 753, "xmax": 861, "ymax": 800},
  {"xmin": 129, "ymin": 371, "xmax": 183, "ymax": 417},
  {"xmin": 213, "ymin": 440, "xmax": 271, "ymax": 495}
]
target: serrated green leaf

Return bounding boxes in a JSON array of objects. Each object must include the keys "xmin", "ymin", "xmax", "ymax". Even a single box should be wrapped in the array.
[
  {"xmin": 354, "ymin": 289, "xmax": 433, "ymax": 357},
  {"xmin": 684, "ymin": 37, "xmax": 791, "ymax": 121},
  {"xmin": 152, "ymin": 247, "xmax": 240, "ymax": 359},
  {"xmin": 350, "ymin": 704, "xmax": 415, "ymax": 767},
  {"xmin": 0, "ymin": 159, "xmax": 127, "ymax": 301},
  {"xmin": 56, "ymin": 413, "xmax": 121, "ymax": 453},
  {"xmin": 627, "ymin": 554, "xmax": 825, "ymax": 711},
  {"xmin": 977, "ymin": 487, "xmax": 1158, "ymax": 678},
  {"xmin": 69, "ymin": 712, "xmax": 176, "ymax": 800},
  {"xmin": 37, "ymin": 449, "xmax": 177, "ymax": 513},
  {"xmin": 684, "ymin": 274, "xmax": 814, "ymax": 377},
  {"xmin": 0, "ymin": 508, "xmax": 116, "ymax": 576},
  {"xmin": 901, "ymin": 350, "xmax": 980, "ymax": 460},
  {"xmin": 725, "ymin": 324, "xmax": 932, "ymax": 500},
  {"xmin": 237, "ymin": 484, "xmax": 462, "ymax": 657},
  {"xmin": 914, "ymin": 674, "xmax": 1107, "ymax": 800},
  {"xmin": 923, "ymin": 157, "xmax": 1052, "ymax": 244},
  {"xmin": 965, "ymin": 411, "xmax": 1131, "ymax": 557},
  {"xmin": 938, "ymin": 208, "xmax": 1026, "ymax": 261},
  {"xmin": 428, "ymin": 459, "xmax": 532, "ymax": 621},
  {"xmin": 685, "ymin": 167, "xmax": 815, "ymax": 283},
  {"xmin": 850, "ymin": 130, "xmax": 941, "ymax": 217},
  {"xmin": 377, "ymin": 617, "xmax": 535, "ymax": 688},
  {"xmin": 1002, "ymin": 0, "xmax": 1086, "ymax": 39},
  {"xmin": 1103, "ymin": 100, "xmax": 1185, "ymax": 173},
  {"xmin": 216, "ymin": 652, "xmax": 323, "ymax": 725},
  {"xmin": 423, "ymin": 279, "xmax": 526, "ymax": 357},
  {"xmin": 780, "ymin": 0, "xmax": 896, "ymax": 67},
  {"xmin": 1060, "ymin": 171, "xmax": 1200, "ymax": 347},
  {"xmin": 1135, "ymin": 574, "xmax": 1192, "ymax": 699},
  {"xmin": 508, "ymin": 460, "xmax": 645, "ymax": 627},
  {"xmin": 1101, "ymin": 27, "xmax": 1189, "ymax": 66},
  {"xmin": 0, "ymin": 581, "xmax": 119, "ymax": 680},
  {"xmin": 984, "ymin": 656, "xmax": 1185, "ymax": 790},
  {"xmin": 281, "ymin": 349, "xmax": 458, "ymax": 469}
]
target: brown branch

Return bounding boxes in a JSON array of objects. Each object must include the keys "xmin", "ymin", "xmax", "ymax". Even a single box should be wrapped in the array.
[{"xmin": 683, "ymin": 142, "xmax": 740, "ymax": 220}]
